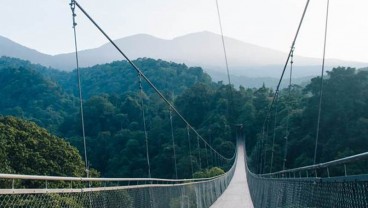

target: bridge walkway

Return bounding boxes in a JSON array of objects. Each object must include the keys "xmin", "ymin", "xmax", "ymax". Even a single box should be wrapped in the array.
[{"xmin": 210, "ymin": 142, "xmax": 254, "ymax": 208}]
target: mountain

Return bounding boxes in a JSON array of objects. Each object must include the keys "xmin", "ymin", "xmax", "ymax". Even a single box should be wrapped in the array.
[
  {"xmin": 1, "ymin": 32, "xmax": 367, "ymax": 82},
  {"xmin": 0, "ymin": 36, "xmax": 54, "ymax": 66}
]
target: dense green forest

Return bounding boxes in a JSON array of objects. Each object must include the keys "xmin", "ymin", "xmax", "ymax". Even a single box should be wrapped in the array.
[
  {"xmin": 249, "ymin": 67, "xmax": 368, "ymax": 175},
  {"xmin": 0, "ymin": 116, "xmax": 86, "ymax": 177},
  {"xmin": 0, "ymin": 56, "xmax": 367, "ymax": 178}
]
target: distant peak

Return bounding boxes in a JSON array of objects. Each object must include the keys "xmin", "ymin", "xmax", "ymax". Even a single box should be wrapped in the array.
[
  {"xmin": 173, "ymin": 31, "xmax": 221, "ymax": 40},
  {"xmin": 114, "ymin": 33, "xmax": 167, "ymax": 42}
]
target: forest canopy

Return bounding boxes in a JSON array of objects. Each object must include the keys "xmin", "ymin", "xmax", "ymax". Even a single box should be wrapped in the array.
[{"xmin": 1, "ymin": 56, "xmax": 367, "ymax": 178}]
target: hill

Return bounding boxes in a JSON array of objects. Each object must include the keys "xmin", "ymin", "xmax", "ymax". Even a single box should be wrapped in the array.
[
  {"xmin": 0, "ymin": 116, "xmax": 86, "ymax": 177},
  {"xmin": 0, "ymin": 57, "xmax": 76, "ymax": 133}
]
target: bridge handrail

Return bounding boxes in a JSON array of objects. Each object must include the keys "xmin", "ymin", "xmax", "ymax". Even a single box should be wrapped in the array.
[
  {"xmin": 260, "ymin": 151, "xmax": 368, "ymax": 177},
  {"xmin": 0, "ymin": 173, "xmax": 224, "ymax": 183}
]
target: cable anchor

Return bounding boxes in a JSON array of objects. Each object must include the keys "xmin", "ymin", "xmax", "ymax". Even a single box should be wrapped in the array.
[{"xmin": 70, "ymin": 0, "xmax": 77, "ymax": 28}]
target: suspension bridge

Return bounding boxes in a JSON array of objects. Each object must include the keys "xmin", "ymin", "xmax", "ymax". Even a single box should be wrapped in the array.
[{"xmin": 1, "ymin": 0, "xmax": 368, "ymax": 207}]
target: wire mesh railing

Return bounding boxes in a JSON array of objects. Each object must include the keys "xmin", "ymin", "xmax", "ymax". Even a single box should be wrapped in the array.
[
  {"xmin": 247, "ymin": 151, "xmax": 368, "ymax": 208},
  {"xmin": 0, "ymin": 160, "xmax": 236, "ymax": 208}
]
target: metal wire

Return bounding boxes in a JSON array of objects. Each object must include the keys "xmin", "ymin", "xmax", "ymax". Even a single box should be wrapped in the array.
[
  {"xmin": 72, "ymin": 0, "xmax": 233, "ymax": 162},
  {"xmin": 283, "ymin": 47, "xmax": 294, "ymax": 171},
  {"xmin": 169, "ymin": 108, "xmax": 178, "ymax": 179},
  {"xmin": 247, "ymin": 169, "xmax": 368, "ymax": 208},
  {"xmin": 314, "ymin": 0, "xmax": 330, "ymax": 165},
  {"xmin": 197, "ymin": 136, "xmax": 202, "ymax": 170},
  {"xmin": 269, "ymin": 94, "xmax": 279, "ymax": 173},
  {"xmin": 70, "ymin": 0, "xmax": 89, "ymax": 178},
  {"xmin": 187, "ymin": 126, "xmax": 194, "ymax": 177},
  {"xmin": 262, "ymin": 0, "xmax": 311, "ymax": 144},
  {"xmin": 138, "ymin": 73, "xmax": 152, "ymax": 179}
]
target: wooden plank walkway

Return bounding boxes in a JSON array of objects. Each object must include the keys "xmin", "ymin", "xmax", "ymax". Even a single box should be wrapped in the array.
[{"xmin": 210, "ymin": 143, "xmax": 254, "ymax": 208}]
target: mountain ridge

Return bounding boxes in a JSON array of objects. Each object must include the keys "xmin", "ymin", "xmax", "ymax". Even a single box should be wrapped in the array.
[{"xmin": 1, "ymin": 32, "xmax": 367, "ymax": 79}]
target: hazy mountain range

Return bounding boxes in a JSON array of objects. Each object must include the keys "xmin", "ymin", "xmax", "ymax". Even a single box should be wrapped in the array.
[{"xmin": 1, "ymin": 31, "xmax": 366, "ymax": 87}]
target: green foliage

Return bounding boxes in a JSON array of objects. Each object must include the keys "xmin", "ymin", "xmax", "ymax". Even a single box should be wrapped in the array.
[
  {"xmin": 0, "ymin": 116, "xmax": 85, "ymax": 176},
  {"xmin": 0, "ymin": 57, "xmax": 76, "ymax": 134},
  {"xmin": 193, "ymin": 167, "xmax": 225, "ymax": 178},
  {"xmin": 52, "ymin": 58, "xmax": 212, "ymax": 99},
  {"xmin": 249, "ymin": 67, "xmax": 368, "ymax": 175},
  {"xmin": 0, "ymin": 116, "xmax": 91, "ymax": 189}
]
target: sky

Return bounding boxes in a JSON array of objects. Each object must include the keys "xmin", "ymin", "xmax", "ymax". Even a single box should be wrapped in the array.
[{"xmin": 0, "ymin": 0, "xmax": 367, "ymax": 63}]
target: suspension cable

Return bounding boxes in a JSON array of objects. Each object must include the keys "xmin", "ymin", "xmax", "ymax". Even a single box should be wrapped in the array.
[
  {"xmin": 215, "ymin": 0, "xmax": 231, "ymax": 87},
  {"xmin": 186, "ymin": 125, "xmax": 194, "ymax": 176},
  {"xmin": 215, "ymin": 0, "xmax": 235, "ymax": 126},
  {"xmin": 283, "ymin": 47, "xmax": 295, "ymax": 170},
  {"xmin": 138, "ymin": 73, "xmax": 152, "ymax": 178},
  {"xmin": 262, "ymin": 0, "xmax": 311, "ymax": 137},
  {"xmin": 169, "ymin": 108, "xmax": 178, "ymax": 179},
  {"xmin": 314, "ymin": 0, "xmax": 330, "ymax": 165},
  {"xmin": 70, "ymin": 0, "xmax": 89, "ymax": 178},
  {"xmin": 270, "ymin": 94, "xmax": 279, "ymax": 173},
  {"xmin": 72, "ymin": 0, "xmax": 232, "ymax": 162}
]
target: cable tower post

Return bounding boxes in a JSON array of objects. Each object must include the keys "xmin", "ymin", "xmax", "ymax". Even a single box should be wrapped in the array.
[
  {"xmin": 70, "ymin": 0, "xmax": 89, "ymax": 179},
  {"xmin": 314, "ymin": 0, "xmax": 330, "ymax": 165}
]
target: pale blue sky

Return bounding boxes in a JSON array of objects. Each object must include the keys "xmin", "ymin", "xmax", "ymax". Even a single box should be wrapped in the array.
[{"xmin": 0, "ymin": 0, "xmax": 367, "ymax": 63}]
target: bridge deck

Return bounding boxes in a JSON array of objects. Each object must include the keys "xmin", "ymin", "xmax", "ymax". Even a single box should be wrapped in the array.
[{"xmin": 210, "ymin": 143, "xmax": 254, "ymax": 208}]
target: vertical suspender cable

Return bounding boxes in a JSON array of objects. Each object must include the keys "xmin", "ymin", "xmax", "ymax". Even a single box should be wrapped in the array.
[
  {"xmin": 259, "ymin": 126, "xmax": 266, "ymax": 174},
  {"xmin": 205, "ymin": 144, "xmax": 209, "ymax": 168},
  {"xmin": 197, "ymin": 135, "xmax": 202, "ymax": 170},
  {"xmin": 187, "ymin": 125, "xmax": 194, "ymax": 176},
  {"xmin": 262, "ymin": 120, "xmax": 270, "ymax": 174},
  {"xmin": 70, "ymin": 0, "xmax": 89, "ymax": 178},
  {"xmin": 169, "ymin": 108, "xmax": 178, "ymax": 179},
  {"xmin": 270, "ymin": 94, "xmax": 279, "ymax": 173},
  {"xmin": 283, "ymin": 48, "xmax": 295, "ymax": 170},
  {"xmin": 314, "ymin": 0, "xmax": 330, "ymax": 165},
  {"xmin": 138, "ymin": 73, "xmax": 152, "ymax": 178}
]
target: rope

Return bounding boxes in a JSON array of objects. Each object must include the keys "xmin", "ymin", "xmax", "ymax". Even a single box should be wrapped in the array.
[
  {"xmin": 270, "ymin": 94, "xmax": 279, "ymax": 173},
  {"xmin": 138, "ymin": 73, "xmax": 152, "ymax": 178},
  {"xmin": 72, "ymin": 0, "xmax": 232, "ymax": 162},
  {"xmin": 283, "ymin": 47, "xmax": 295, "ymax": 170},
  {"xmin": 169, "ymin": 108, "xmax": 178, "ymax": 179},
  {"xmin": 314, "ymin": 0, "xmax": 330, "ymax": 165},
  {"xmin": 70, "ymin": 0, "xmax": 89, "ymax": 178}
]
